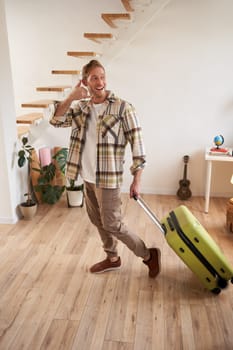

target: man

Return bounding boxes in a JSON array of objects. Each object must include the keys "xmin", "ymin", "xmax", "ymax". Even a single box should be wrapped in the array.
[{"xmin": 50, "ymin": 60, "xmax": 161, "ymax": 277}]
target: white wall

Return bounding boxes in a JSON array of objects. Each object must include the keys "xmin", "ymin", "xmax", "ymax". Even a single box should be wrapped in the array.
[
  {"xmin": 107, "ymin": 0, "xmax": 233, "ymax": 195},
  {"xmin": 0, "ymin": 0, "xmax": 18, "ymax": 223},
  {"xmin": 4, "ymin": 0, "xmax": 233, "ymax": 202}
]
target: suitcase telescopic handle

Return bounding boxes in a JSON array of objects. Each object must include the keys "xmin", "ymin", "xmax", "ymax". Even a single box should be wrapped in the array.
[{"xmin": 133, "ymin": 195, "xmax": 166, "ymax": 235}]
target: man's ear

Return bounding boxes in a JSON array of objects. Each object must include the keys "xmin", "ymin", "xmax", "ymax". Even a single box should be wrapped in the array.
[{"xmin": 82, "ymin": 79, "xmax": 88, "ymax": 87}]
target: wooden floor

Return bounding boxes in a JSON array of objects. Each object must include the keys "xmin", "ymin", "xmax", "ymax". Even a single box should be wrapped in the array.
[{"xmin": 0, "ymin": 194, "xmax": 233, "ymax": 350}]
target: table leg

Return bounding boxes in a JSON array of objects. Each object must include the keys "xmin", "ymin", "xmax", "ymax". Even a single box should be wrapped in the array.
[{"xmin": 205, "ymin": 160, "xmax": 212, "ymax": 213}]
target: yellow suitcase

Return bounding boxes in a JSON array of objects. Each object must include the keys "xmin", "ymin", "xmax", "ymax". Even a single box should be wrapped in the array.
[{"xmin": 134, "ymin": 196, "xmax": 233, "ymax": 294}]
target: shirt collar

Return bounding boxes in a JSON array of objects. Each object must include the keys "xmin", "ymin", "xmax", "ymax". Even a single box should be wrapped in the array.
[{"xmin": 79, "ymin": 91, "xmax": 117, "ymax": 114}]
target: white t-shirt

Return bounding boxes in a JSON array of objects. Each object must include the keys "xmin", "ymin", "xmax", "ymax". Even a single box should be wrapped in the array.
[{"xmin": 80, "ymin": 103, "xmax": 105, "ymax": 183}]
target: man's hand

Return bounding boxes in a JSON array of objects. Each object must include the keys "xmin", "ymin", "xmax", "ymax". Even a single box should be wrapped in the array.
[
  {"xmin": 69, "ymin": 81, "xmax": 88, "ymax": 101},
  {"xmin": 129, "ymin": 169, "xmax": 142, "ymax": 198},
  {"xmin": 55, "ymin": 81, "xmax": 88, "ymax": 117}
]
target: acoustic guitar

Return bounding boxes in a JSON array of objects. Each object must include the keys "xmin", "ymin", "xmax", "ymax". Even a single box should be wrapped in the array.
[{"xmin": 177, "ymin": 155, "xmax": 192, "ymax": 200}]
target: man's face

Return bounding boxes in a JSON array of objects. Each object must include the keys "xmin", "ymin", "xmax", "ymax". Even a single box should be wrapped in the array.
[{"xmin": 84, "ymin": 66, "xmax": 106, "ymax": 101}]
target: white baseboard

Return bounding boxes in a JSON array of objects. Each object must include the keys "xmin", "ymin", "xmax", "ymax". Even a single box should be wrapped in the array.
[{"xmin": 0, "ymin": 215, "xmax": 18, "ymax": 224}]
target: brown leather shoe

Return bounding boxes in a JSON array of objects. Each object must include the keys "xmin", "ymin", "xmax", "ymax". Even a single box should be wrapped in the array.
[
  {"xmin": 90, "ymin": 257, "xmax": 121, "ymax": 274},
  {"xmin": 143, "ymin": 248, "xmax": 161, "ymax": 278}
]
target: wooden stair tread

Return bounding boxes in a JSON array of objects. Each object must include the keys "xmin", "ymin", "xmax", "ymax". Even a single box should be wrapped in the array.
[
  {"xmin": 21, "ymin": 99, "xmax": 54, "ymax": 108},
  {"xmin": 67, "ymin": 51, "xmax": 101, "ymax": 58},
  {"xmin": 121, "ymin": 0, "xmax": 151, "ymax": 11},
  {"xmin": 101, "ymin": 13, "xmax": 131, "ymax": 28},
  {"xmin": 17, "ymin": 125, "xmax": 30, "ymax": 137},
  {"xmin": 36, "ymin": 85, "xmax": 71, "ymax": 92},
  {"xmin": 17, "ymin": 112, "xmax": 43, "ymax": 124},
  {"xmin": 51, "ymin": 70, "xmax": 81, "ymax": 75},
  {"xmin": 121, "ymin": 0, "xmax": 134, "ymax": 12},
  {"xmin": 84, "ymin": 33, "xmax": 115, "ymax": 43}
]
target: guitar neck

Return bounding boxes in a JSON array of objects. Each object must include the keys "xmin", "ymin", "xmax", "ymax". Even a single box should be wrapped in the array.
[{"xmin": 183, "ymin": 164, "xmax": 188, "ymax": 180}]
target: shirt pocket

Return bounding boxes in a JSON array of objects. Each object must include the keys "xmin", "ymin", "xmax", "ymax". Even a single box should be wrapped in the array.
[{"xmin": 101, "ymin": 114, "xmax": 120, "ymax": 139}]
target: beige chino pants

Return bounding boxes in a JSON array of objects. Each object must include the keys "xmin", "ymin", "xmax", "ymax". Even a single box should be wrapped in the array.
[{"xmin": 84, "ymin": 181, "xmax": 149, "ymax": 259}]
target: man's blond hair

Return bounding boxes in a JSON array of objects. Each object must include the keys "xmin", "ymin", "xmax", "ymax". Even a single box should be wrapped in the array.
[{"xmin": 82, "ymin": 60, "xmax": 105, "ymax": 81}]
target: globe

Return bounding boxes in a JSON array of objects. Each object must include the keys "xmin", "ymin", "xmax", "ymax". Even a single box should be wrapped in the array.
[{"xmin": 213, "ymin": 135, "xmax": 224, "ymax": 148}]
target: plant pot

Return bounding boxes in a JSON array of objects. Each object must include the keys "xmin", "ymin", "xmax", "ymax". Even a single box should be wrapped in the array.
[
  {"xmin": 19, "ymin": 202, "xmax": 37, "ymax": 220},
  {"xmin": 66, "ymin": 189, "xmax": 84, "ymax": 207}
]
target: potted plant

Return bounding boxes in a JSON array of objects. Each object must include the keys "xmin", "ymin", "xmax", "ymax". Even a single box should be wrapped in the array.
[
  {"xmin": 52, "ymin": 147, "xmax": 84, "ymax": 208},
  {"xmin": 17, "ymin": 137, "xmax": 37, "ymax": 219},
  {"xmin": 33, "ymin": 148, "xmax": 68, "ymax": 204},
  {"xmin": 66, "ymin": 180, "xmax": 84, "ymax": 207}
]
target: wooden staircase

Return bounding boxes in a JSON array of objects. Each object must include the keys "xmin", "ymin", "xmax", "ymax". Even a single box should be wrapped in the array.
[
  {"xmin": 17, "ymin": 0, "xmax": 159, "ymax": 137},
  {"xmin": 17, "ymin": 125, "xmax": 30, "ymax": 137},
  {"xmin": 36, "ymin": 86, "xmax": 71, "ymax": 92},
  {"xmin": 121, "ymin": 0, "xmax": 134, "ymax": 12},
  {"xmin": 51, "ymin": 70, "xmax": 81, "ymax": 75},
  {"xmin": 35, "ymin": 86, "xmax": 72, "ymax": 100},
  {"xmin": 67, "ymin": 51, "xmax": 101, "ymax": 59},
  {"xmin": 21, "ymin": 100, "xmax": 53, "ymax": 109},
  {"xmin": 17, "ymin": 100, "xmax": 54, "ymax": 137},
  {"xmin": 83, "ymin": 33, "xmax": 115, "ymax": 44},
  {"xmin": 101, "ymin": 13, "xmax": 132, "ymax": 28},
  {"xmin": 17, "ymin": 112, "xmax": 43, "ymax": 124}
]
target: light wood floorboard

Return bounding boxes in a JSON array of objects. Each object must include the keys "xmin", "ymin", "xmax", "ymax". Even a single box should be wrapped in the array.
[{"xmin": 0, "ymin": 194, "xmax": 232, "ymax": 350}]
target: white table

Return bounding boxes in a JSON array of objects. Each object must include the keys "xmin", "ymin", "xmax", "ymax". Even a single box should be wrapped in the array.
[{"xmin": 205, "ymin": 148, "xmax": 233, "ymax": 213}]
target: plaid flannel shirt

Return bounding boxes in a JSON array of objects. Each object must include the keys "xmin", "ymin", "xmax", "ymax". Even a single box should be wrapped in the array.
[{"xmin": 49, "ymin": 91, "xmax": 146, "ymax": 188}]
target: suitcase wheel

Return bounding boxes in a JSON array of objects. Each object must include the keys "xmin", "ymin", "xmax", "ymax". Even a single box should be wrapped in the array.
[
  {"xmin": 211, "ymin": 288, "xmax": 221, "ymax": 295},
  {"xmin": 217, "ymin": 278, "xmax": 228, "ymax": 289}
]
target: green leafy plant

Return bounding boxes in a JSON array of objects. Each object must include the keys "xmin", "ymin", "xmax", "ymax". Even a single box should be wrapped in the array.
[
  {"xmin": 53, "ymin": 148, "xmax": 84, "ymax": 192},
  {"xmin": 17, "ymin": 137, "xmax": 36, "ymax": 206},
  {"xmin": 18, "ymin": 139, "xmax": 70, "ymax": 205},
  {"xmin": 53, "ymin": 147, "xmax": 68, "ymax": 175},
  {"xmin": 33, "ymin": 148, "xmax": 68, "ymax": 204},
  {"xmin": 53, "ymin": 148, "xmax": 84, "ymax": 207}
]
